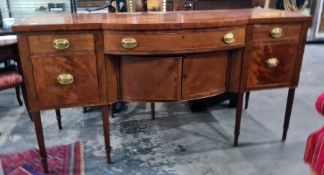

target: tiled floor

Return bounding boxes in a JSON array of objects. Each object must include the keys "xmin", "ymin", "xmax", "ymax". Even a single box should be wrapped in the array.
[{"xmin": 0, "ymin": 44, "xmax": 324, "ymax": 174}]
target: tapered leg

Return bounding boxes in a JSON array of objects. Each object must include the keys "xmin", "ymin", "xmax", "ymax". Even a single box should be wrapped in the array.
[
  {"xmin": 15, "ymin": 86, "xmax": 23, "ymax": 106},
  {"xmin": 31, "ymin": 112, "xmax": 49, "ymax": 173},
  {"xmin": 234, "ymin": 92, "xmax": 244, "ymax": 146},
  {"xmin": 102, "ymin": 105, "xmax": 112, "ymax": 163},
  {"xmin": 55, "ymin": 109, "xmax": 62, "ymax": 130},
  {"xmin": 282, "ymin": 88, "xmax": 295, "ymax": 142},
  {"xmin": 245, "ymin": 92, "xmax": 250, "ymax": 109},
  {"xmin": 151, "ymin": 103, "xmax": 155, "ymax": 120}
]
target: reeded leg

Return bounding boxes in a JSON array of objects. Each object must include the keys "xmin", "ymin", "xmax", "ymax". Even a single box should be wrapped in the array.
[
  {"xmin": 15, "ymin": 86, "xmax": 23, "ymax": 106},
  {"xmin": 31, "ymin": 112, "xmax": 49, "ymax": 173},
  {"xmin": 102, "ymin": 105, "xmax": 112, "ymax": 163},
  {"xmin": 55, "ymin": 109, "xmax": 62, "ymax": 130},
  {"xmin": 234, "ymin": 92, "xmax": 244, "ymax": 146},
  {"xmin": 151, "ymin": 103, "xmax": 155, "ymax": 120},
  {"xmin": 245, "ymin": 92, "xmax": 250, "ymax": 109},
  {"xmin": 282, "ymin": 88, "xmax": 295, "ymax": 142}
]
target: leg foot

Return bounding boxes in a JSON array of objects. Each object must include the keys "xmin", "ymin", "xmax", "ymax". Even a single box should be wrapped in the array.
[
  {"xmin": 15, "ymin": 86, "xmax": 23, "ymax": 106},
  {"xmin": 282, "ymin": 88, "xmax": 295, "ymax": 142},
  {"xmin": 55, "ymin": 109, "xmax": 62, "ymax": 130},
  {"xmin": 102, "ymin": 105, "xmax": 112, "ymax": 163},
  {"xmin": 245, "ymin": 92, "xmax": 250, "ymax": 109},
  {"xmin": 234, "ymin": 93, "xmax": 244, "ymax": 146},
  {"xmin": 32, "ymin": 112, "xmax": 49, "ymax": 173},
  {"xmin": 151, "ymin": 103, "xmax": 155, "ymax": 120}
]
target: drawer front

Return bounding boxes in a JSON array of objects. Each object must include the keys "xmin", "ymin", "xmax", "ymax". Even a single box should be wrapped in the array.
[
  {"xmin": 28, "ymin": 33, "xmax": 95, "ymax": 54},
  {"xmin": 252, "ymin": 24, "xmax": 301, "ymax": 42},
  {"xmin": 104, "ymin": 28, "xmax": 245, "ymax": 55},
  {"xmin": 120, "ymin": 56, "xmax": 181, "ymax": 101},
  {"xmin": 182, "ymin": 51, "xmax": 228, "ymax": 99},
  {"xmin": 31, "ymin": 54, "xmax": 100, "ymax": 107},
  {"xmin": 247, "ymin": 43, "xmax": 298, "ymax": 89}
]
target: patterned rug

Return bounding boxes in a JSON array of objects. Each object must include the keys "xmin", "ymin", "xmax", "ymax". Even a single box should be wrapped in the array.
[{"xmin": 0, "ymin": 141, "xmax": 84, "ymax": 175}]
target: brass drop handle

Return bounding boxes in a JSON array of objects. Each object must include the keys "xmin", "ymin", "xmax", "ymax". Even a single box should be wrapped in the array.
[
  {"xmin": 57, "ymin": 73, "xmax": 74, "ymax": 85},
  {"xmin": 53, "ymin": 38, "xmax": 70, "ymax": 50},
  {"xmin": 121, "ymin": 37, "xmax": 138, "ymax": 49},
  {"xmin": 223, "ymin": 32, "xmax": 236, "ymax": 44},
  {"xmin": 270, "ymin": 27, "xmax": 283, "ymax": 39},
  {"xmin": 266, "ymin": 58, "xmax": 279, "ymax": 68}
]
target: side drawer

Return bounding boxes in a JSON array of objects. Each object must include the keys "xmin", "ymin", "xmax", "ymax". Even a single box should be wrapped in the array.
[
  {"xmin": 31, "ymin": 54, "xmax": 100, "ymax": 108},
  {"xmin": 28, "ymin": 33, "xmax": 95, "ymax": 54},
  {"xmin": 247, "ymin": 43, "xmax": 298, "ymax": 89},
  {"xmin": 104, "ymin": 28, "xmax": 245, "ymax": 55},
  {"xmin": 252, "ymin": 24, "xmax": 301, "ymax": 42}
]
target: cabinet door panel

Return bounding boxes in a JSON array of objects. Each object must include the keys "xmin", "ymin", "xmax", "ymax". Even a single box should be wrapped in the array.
[
  {"xmin": 182, "ymin": 52, "xmax": 228, "ymax": 99},
  {"xmin": 120, "ymin": 56, "xmax": 181, "ymax": 101}
]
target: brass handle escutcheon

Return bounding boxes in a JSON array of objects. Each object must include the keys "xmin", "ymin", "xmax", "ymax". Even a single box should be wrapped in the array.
[
  {"xmin": 223, "ymin": 32, "xmax": 236, "ymax": 44},
  {"xmin": 121, "ymin": 37, "xmax": 138, "ymax": 49},
  {"xmin": 57, "ymin": 73, "xmax": 74, "ymax": 85},
  {"xmin": 270, "ymin": 27, "xmax": 283, "ymax": 39},
  {"xmin": 53, "ymin": 38, "xmax": 70, "ymax": 50},
  {"xmin": 266, "ymin": 58, "xmax": 279, "ymax": 68}
]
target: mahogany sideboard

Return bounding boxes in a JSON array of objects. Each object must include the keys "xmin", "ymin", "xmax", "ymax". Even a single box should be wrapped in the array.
[{"xmin": 12, "ymin": 8, "xmax": 311, "ymax": 173}]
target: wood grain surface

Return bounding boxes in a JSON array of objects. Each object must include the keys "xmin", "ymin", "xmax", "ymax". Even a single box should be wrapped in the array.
[{"xmin": 12, "ymin": 9, "xmax": 311, "ymax": 32}]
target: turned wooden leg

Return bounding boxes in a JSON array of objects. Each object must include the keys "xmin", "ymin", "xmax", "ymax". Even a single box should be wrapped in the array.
[
  {"xmin": 31, "ymin": 112, "xmax": 49, "ymax": 173},
  {"xmin": 245, "ymin": 92, "xmax": 250, "ymax": 109},
  {"xmin": 234, "ymin": 92, "xmax": 244, "ymax": 146},
  {"xmin": 282, "ymin": 88, "xmax": 295, "ymax": 142},
  {"xmin": 151, "ymin": 103, "xmax": 155, "ymax": 120},
  {"xmin": 55, "ymin": 109, "xmax": 62, "ymax": 130},
  {"xmin": 15, "ymin": 86, "xmax": 23, "ymax": 106},
  {"xmin": 102, "ymin": 105, "xmax": 112, "ymax": 163}
]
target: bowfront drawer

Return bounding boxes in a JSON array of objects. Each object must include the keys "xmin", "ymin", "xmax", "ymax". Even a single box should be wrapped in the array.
[
  {"xmin": 252, "ymin": 24, "xmax": 301, "ymax": 42},
  {"xmin": 28, "ymin": 33, "xmax": 95, "ymax": 54},
  {"xmin": 247, "ymin": 43, "xmax": 298, "ymax": 89},
  {"xmin": 104, "ymin": 28, "xmax": 245, "ymax": 55},
  {"xmin": 31, "ymin": 54, "xmax": 100, "ymax": 108}
]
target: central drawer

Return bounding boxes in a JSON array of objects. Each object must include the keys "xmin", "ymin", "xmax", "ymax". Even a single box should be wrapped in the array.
[{"xmin": 104, "ymin": 28, "xmax": 245, "ymax": 55}]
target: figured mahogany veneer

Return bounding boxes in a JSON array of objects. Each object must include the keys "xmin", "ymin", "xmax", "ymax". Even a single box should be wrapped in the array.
[
  {"xmin": 104, "ymin": 28, "xmax": 245, "ymax": 55},
  {"xmin": 13, "ymin": 9, "xmax": 312, "ymax": 173}
]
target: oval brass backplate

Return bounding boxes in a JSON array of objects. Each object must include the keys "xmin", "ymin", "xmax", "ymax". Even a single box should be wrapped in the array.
[
  {"xmin": 270, "ymin": 27, "xmax": 283, "ymax": 39},
  {"xmin": 53, "ymin": 38, "xmax": 70, "ymax": 50},
  {"xmin": 266, "ymin": 58, "xmax": 280, "ymax": 68},
  {"xmin": 57, "ymin": 73, "xmax": 74, "ymax": 85},
  {"xmin": 223, "ymin": 32, "xmax": 236, "ymax": 44},
  {"xmin": 121, "ymin": 37, "xmax": 138, "ymax": 49}
]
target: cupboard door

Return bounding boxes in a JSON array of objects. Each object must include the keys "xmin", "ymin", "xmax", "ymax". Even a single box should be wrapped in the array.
[
  {"xmin": 120, "ymin": 56, "xmax": 182, "ymax": 101},
  {"xmin": 182, "ymin": 52, "xmax": 228, "ymax": 99}
]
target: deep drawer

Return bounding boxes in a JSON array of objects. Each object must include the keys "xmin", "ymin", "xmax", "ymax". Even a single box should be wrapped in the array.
[
  {"xmin": 31, "ymin": 54, "xmax": 100, "ymax": 107},
  {"xmin": 247, "ymin": 43, "xmax": 299, "ymax": 89}
]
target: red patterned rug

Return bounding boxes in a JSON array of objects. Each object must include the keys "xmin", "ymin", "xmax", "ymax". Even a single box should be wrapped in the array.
[{"xmin": 0, "ymin": 141, "xmax": 85, "ymax": 175}]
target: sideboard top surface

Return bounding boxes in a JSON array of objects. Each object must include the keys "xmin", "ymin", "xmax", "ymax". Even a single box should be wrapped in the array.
[{"xmin": 13, "ymin": 8, "xmax": 311, "ymax": 32}]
